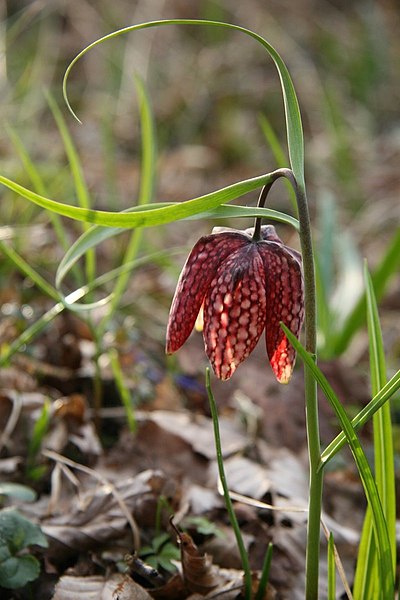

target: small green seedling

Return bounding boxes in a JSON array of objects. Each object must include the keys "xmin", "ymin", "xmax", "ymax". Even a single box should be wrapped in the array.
[
  {"xmin": 0, "ymin": 508, "xmax": 48, "ymax": 590},
  {"xmin": 139, "ymin": 532, "xmax": 180, "ymax": 573}
]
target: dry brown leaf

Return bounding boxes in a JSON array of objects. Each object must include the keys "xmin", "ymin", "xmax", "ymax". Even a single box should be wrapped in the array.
[
  {"xmin": 149, "ymin": 573, "xmax": 187, "ymax": 599},
  {"xmin": 42, "ymin": 469, "xmax": 163, "ymax": 559},
  {"xmin": 147, "ymin": 410, "xmax": 248, "ymax": 459},
  {"xmin": 171, "ymin": 519, "xmax": 220, "ymax": 595},
  {"xmin": 52, "ymin": 573, "xmax": 152, "ymax": 600},
  {"xmin": 208, "ymin": 455, "xmax": 271, "ymax": 500}
]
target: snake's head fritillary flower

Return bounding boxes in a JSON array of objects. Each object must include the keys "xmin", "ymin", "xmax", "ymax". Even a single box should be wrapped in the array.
[{"xmin": 166, "ymin": 225, "xmax": 304, "ymax": 383}]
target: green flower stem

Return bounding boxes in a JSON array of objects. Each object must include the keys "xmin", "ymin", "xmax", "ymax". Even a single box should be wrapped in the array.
[
  {"xmin": 251, "ymin": 167, "xmax": 321, "ymax": 597},
  {"xmin": 288, "ymin": 174, "xmax": 321, "ymax": 599},
  {"xmin": 206, "ymin": 368, "xmax": 253, "ymax": 600},
  {"xmin": 252, "ymin": 168, "xmax": 294, "ymax": 241},
  {"xmin": 250, "ymin": 167, "xmax": 321, "ymax": 596}
]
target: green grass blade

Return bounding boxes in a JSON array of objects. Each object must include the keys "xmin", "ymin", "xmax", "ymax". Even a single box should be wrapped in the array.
[
  {"xmin": 353, "ymin": 510, "xmax": 378, "ymax": 600},
  {"xmin": 282, "ymin": 324, "xmax": 394, "ymax": 597},
  {"xmin": 327, "ymin": 532, "xmax": 336, "ymax": 600},
  {"xmin": 0, "ymin": 240, "xmax": 59, "ymax": 302},
  {"xmin": 98, "ymin": 77, "xmax": 156, "ymax": 334},
  {"xmin": 205, "ymin": 368, "xmax": 252, "ymax": 599},
  {"xmin": 5, "ymin": 124, "xmax": 70, "ymax": 251},
  {"xmin": 255, "ymin": 543, "xmax": 273, "ymax": 600},
  {"xmin": 45, "ymin": 92, "xmax": 91, "ymax": 210},
  {"xmin": 0, "ymin": 171, "xmax": 288, "ymax": 227},
  {"xmin": 333, "ymin": 227, "xmax": 400, "ymax": 355},
  {"xmin": 320, "ymin": 367, "xmax": 400, "ymax": 466},
  {"xmin": 0, "ymin": 249, "xmax": 174, "ymax": 366},
  {"xmin": 54, "ymin": 203, "xmax": 298, "ymax": 311},
  {"xmin": 62, "ymin": 19, "xmax": 305, "ymax": 190},
  {"xmin": 45, "ymin": 91, "xmax": 95, "ymax": 285},
  {"xmin": 27, "ymin": 399, "xmax": 50, "ymax": 480},
  {"xmin": 314, "ymin": 193, "xmax": 336, "ymax": 354},
  {"xmin": 190, "ymin": 204, "xmax": 299, "ymax": 227},
  {"xmin": 109, "ymin": 349, "xmax": 136, "ymax": 434},
  {"xmin": 354, "ymin": 263, "xmax": 395, "ymax": 599},
  {"xmin": 258, "ymin": 113, "xmax": 297, "ymax": 213},
  {"xmin": 135, "ymin": 76, "xmax": 156, "ymax": 208}
]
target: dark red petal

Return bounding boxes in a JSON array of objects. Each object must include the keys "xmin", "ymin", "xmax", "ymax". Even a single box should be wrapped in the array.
[
  {"xmin": 166, "ymin": 233, "xmax": 249, "ymax": 354},
  {"xmin": 203, "ymin": 245, "xmax": 266, "ymax": 381},
  {"xmin": 258, "ymin": 242, "xmax": 304, "ymax": 383}
]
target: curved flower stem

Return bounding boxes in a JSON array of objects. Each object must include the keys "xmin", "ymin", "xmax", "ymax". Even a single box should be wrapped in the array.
[
  {"xmin": 252, "ymin": 168, "xmax": 297, "ymax": 241},
  {"xmin": 252, "ymin": 168, "xmax": 321, "ymax": 597}
]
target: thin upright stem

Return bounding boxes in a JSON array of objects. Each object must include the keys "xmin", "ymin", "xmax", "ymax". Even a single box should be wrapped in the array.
[
  {"xmin": 207, "ymin": 164, "xmax": 320, "ymax": 597},
  {"xmin": 253, "ymin": 168, "xmax": 321, "ymax": 597},
  {"xmin": 206, "ymin": 368, "xmax": 253, "ymax": 599},
  {"xmin": 291, "ymin": 179, "xmax": 321, "ymax": 599}
]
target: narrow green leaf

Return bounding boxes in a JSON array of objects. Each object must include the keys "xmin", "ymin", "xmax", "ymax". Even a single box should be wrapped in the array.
[
  {"xmin": 320, "ymin": 367, "xmax": 400, "ymax": 466},
  {"xmin": 282, "ymin": 324, "xmax": 394, "ymax": 597},
  {"xmin": 54, "ymin": 203, "xmax": 298, "ymax": 311},
  {"xmin": 98, "ymin": 76, "xmax": 156, "ymax": 333},
  {"xmin": 205, "ymin": 368, "xmax": 252, "ymax": 599},
  {"xmin": 27, "ymin": 400, "xmax": 50, "ymax": 464},
  {"xmin": 109, "ymin": 350, "xmax": 136, "ymax": 434},
  {"xmin": 62, "ymin": 19, "xmax": 305, "ymax": 189},
  {"xmin": 0, "ymin": 172, "xmax": 281, "ymax": 227},
  {"xmin": 327, "ymin": 532, "xmax": 336, "ymax": 600},
  {"xmin": 258, "ymin": 113, "xmax": 297, "ymax": 213},
  {"xmin": 0, "ymin": 240, "xmax": 59, "ymax": 302},
  {"xmin": 5, "ymin": 124, "xmax": 76, "ymax": 262},
  {"xmin": 45, "ymin": 92, "xmax": 91, "ymax": 211},
  {"xmin": 0, "ymin": 249, "xmax": 174, "ymax": 366},
  {"xmin": 255, "ymin": 543, "xmax": 273, "ymax": 600},
  {"xmin": 333, "ymin": 227, "xmax": 400, "ymax": 355},
  {"xmin": 353, "ymin": 509, "xmax": 378, "ymax": 600},
  {"xmin": 45, "ymin": 92, "xmax": 96, "ymax": 285},
  {"xmin": 353, "ymin": 263, "xmax": 395, "ymax": 600}
]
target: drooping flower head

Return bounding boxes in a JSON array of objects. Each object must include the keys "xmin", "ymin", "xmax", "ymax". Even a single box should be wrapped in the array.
[{"xmin": 166, "ymin": 225, "xmax": 304, "ymax": 383}]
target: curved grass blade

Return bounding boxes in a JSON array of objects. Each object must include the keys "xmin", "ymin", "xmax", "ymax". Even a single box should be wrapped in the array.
[
  {"xmin": 0, "ymin": 172, "xmax": 280, "ymax": 227},
  {"xmin": 282, "ymin": 324, "xmax": 394, "ymax": 598},
  {"xmin": 5, "ymin": 124, "xmax": 82, "ymax": 284},
  {"xmin": 0, "ymin": 250, "xmax": 175, "ymax": 367},
  {"xmin": 320, "ymin": 368, "xmax": 400, "ymax": 466},
  {"xmin": 333, "ymin": 227, "xmax": 400, "ymax": 355},
  {"xmin": 45, "ymin": 91, "xmax": 95, "ymax": 285},
  {"xmin": 63, "ymin": 19, "xmax": 305, "ymax": 190},
  {"xmin": 258, "ymin": 113, "xmax": 297, "ymax": 213},
  {"xmin": 0, "ymin": 240, "xmax": 59, "ymax": 302},
  {"xmin": 54, "ymin": 204, "xmax": 298, "ymax": 310},
  {"xmin": 98, "ymin": 76, "xmax": 156, "ymax": 333}
]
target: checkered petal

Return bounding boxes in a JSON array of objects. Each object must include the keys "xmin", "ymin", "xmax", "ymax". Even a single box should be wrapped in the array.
[
  {"xmin": 258, "ymin": 241, "xmax": 304, "ymax": 383},
  {"xmin": 166, "ymin": 232, "xmax": 249, "ymax": 353},
  {"xmin": 203, "ymin": 245, "xmax": 267, "ymax": 380}
]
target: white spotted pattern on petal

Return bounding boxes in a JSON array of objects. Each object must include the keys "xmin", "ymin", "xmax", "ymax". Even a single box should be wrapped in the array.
[
  {"xmin": 258, "ymin": 241, "xmax": 304, "ymax": 383},
  {"xmin": 203, "ymin": 245, "xmax": 267, "ymax": 380},
  {"xmin": 166, "ymin": 232, "xmax": 248, "ymax": 353}
]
